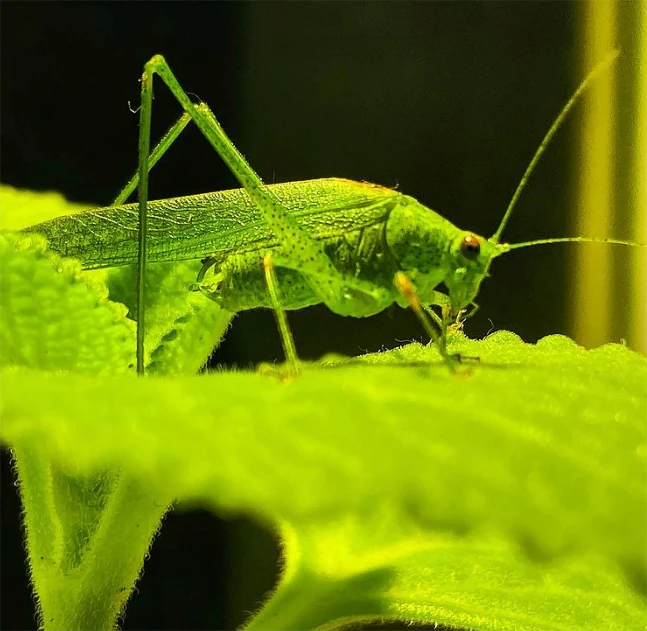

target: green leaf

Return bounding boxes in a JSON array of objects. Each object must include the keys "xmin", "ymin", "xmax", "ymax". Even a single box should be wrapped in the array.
[
  {"xmin": 245, "ymin": 510, "xmax": 646, "ymax": 631},
  {"xmin": 0, "ymin": 231, "xmax": 136, "ymax": 374},
  {"xmin": 106, "ymin": 261, "xmax": 233, "ymax": 376},
  {"xmin": 2, "ymin": 335, "xmax": 645, "ymax": 600}
]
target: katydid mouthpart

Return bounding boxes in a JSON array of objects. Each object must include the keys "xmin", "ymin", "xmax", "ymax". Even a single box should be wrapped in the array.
[{"xmin": 22, "ymin": 49, "xmax": 641, "ymax": 374}]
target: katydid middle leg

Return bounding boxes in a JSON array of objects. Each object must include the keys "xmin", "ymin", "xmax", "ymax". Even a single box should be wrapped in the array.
[
  {"xmin": 194, "ymin": 253, "xmax": 301, "ymax": 373},
  {"xmin": 263, "ymin": 253, "xmax": 300, "ymax": 376}
]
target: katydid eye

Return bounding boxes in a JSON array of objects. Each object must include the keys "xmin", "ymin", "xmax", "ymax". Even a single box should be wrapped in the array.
[{"xmin": 460, "ymin": 234, "xmax": 481, "ymax": 260}]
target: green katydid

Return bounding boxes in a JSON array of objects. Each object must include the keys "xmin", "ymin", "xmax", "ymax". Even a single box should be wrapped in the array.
[{"xmin": 22, "ymin": 49, "xmax": 639, "ymax": 375}]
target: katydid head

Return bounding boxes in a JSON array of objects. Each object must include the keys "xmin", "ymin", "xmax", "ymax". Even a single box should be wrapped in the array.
[
  {"xmin": 443, "ymin": 231, "xmax": 504, "ymax": 313},
  {"xmin": 385, "ymin": 198, "xmax": 506, "ymax": 314}
]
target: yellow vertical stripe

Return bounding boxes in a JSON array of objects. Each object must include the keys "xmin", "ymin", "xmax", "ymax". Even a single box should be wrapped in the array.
[
  {"xmin": 572, "ymin": 0, "xmax": 616, "ymax": 348},
  {"xmin": 631, "ymin": 0, "xmax": 647, "ymax": 354}
]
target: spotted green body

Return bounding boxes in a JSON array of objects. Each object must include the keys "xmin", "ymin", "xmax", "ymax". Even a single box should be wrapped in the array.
[{"xmin": 25, "ymin": 177, "xmax": 493, "ymax": 319}]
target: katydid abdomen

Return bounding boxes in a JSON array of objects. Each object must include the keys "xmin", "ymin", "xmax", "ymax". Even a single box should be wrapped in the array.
[{"xmin": 210, "ymin": 221, "xmax": 401, "ymax": 315}]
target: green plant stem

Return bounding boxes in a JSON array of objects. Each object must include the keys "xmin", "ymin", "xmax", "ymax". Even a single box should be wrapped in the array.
[{"xmin": 14, "ymin": 446, "xmax": 170, "ymax": 631}]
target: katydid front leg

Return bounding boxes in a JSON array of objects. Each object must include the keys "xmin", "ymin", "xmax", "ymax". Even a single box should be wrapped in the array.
[{"xmin": 394, "ymin": 274, "xmax": 457, "ymax": 368}]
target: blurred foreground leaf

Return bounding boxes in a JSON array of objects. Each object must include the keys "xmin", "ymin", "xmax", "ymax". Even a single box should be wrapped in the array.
[{"xmin": 2, "ymin": 336, "xmax": 645, "ymax": 583}]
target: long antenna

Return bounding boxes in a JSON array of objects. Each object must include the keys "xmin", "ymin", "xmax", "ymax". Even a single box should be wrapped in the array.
[
  {"xmin": 491, "ymin": 48, "xmax": 620, "ymax": 244},
  {"xmin": 503, "ymin": 236, "xmax": 643, "ymax": 251}
]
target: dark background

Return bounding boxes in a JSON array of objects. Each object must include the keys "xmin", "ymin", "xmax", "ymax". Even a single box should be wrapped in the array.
[{"xmin": 0, "ymin": 2, "xmax": 626, "ymax": 630}]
